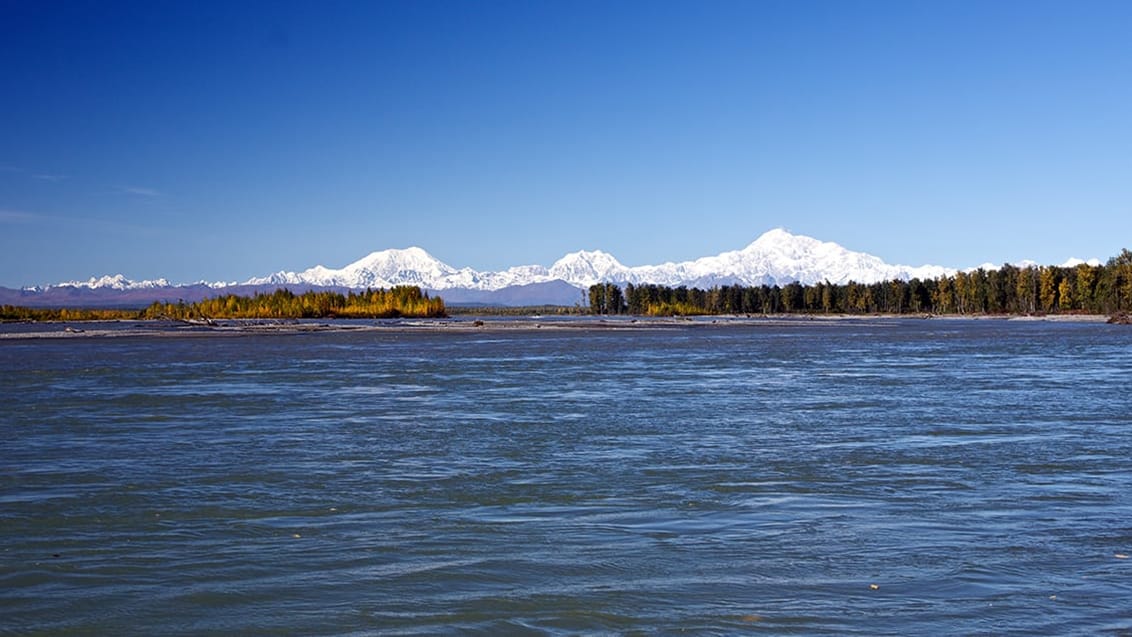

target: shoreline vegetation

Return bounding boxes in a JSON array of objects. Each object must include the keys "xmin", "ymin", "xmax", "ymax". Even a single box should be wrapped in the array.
[
  {"xmin": 586, "ymin": 249, "xmax": 1132, "ymax": 319},
  {"xmin": 1, "ymin": 286, "xmax": 447, "ymax": 323}
]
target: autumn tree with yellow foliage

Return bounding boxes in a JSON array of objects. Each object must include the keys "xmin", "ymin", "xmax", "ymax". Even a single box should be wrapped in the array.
[{"xmin": 139, "ymin": 287, "xmax": 445, "ymax": 320}]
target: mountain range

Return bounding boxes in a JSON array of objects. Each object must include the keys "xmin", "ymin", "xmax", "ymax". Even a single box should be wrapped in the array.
[
  {"xmin": 1, "ymin": 229, "xmax": 1098, "ymax": 307},
  {"xmin": 246, "ymin": 228, "xmax": 954, "ymax": 291}
]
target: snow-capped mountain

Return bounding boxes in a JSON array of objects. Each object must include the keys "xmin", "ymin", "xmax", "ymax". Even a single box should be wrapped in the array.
[
  {"xmin": 50, "ymin": 274, "xmax": 172, "ymax": 291},
  {"xmin": 249, "ymin": 246, "xmax": 462, "ymax": 288},
  {"xmin": 23, "ymin": 273, "xmax": 231, "ymax": 293},
  {"xmin": 551, "ymin": 229, "xmax": 952, "ymax": 288},
  {"xmin": 968, "ymin": 257, "xmax": 1102, "ymax": 273},
  {"xmin": 32, "ymin": 228, "xmax": 1085, "ymax": 307},
  {"xmin": 246, "ymin": 246, "xmax": 561, "ymax": 291},
  {"xmin": 239, "ymin": 228, "xmax": 954, "ymax": 292}
]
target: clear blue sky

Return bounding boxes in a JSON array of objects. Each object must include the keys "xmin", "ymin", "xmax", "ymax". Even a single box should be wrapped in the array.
[{"xmin": 3, "ymin": 0, "xmax": 1131, "ymax": 287}]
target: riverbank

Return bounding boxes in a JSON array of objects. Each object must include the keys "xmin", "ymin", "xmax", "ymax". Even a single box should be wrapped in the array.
[{"xmin": 0, "ymin": 312, "xmax": 1119, "ymax": 339}]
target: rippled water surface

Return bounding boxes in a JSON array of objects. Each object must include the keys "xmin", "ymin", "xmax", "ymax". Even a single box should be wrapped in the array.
[{"xmin": 3, "ymin": 319, "xmax": 1132, "ymax": 635}]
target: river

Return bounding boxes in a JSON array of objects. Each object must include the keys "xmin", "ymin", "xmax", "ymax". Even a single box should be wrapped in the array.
[{"xmin": 2, "ymin": 318, "xmax": 1130, "ymax": 634}]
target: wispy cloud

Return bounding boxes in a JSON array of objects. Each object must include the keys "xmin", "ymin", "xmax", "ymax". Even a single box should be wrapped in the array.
[
  {"xmin": 1, "ymin": 166, "xmax": 69, "ymax": 183},
  {"xmin": 0, "ymin": 209, "xmax": 43, "ymax": 223},
  {"xmin": 0, "ymin": 208, "xmax": 159, "ymax": 235},
  {"xmin": 117, "ymin": 185, "xmax": 163, "ymax": 197}
]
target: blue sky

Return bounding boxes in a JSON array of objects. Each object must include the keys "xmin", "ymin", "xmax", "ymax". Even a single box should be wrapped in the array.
[{"xmin": 3, "ymin": 0, "xmax": 1131, "ymax": 287}]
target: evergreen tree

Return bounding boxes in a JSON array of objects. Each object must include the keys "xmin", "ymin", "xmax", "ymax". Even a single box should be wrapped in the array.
[{"xmin": 588, "ymin": 284, "xmax": 607, "ymax": 314}]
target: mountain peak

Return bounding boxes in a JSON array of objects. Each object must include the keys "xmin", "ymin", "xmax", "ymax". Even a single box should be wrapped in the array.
[
  {"xmin": 550, "ymin": 249, "xmax": 623, "ymax": 268},
  {"xmin": 746, "ymin": 228, "xmax": 823, "ymax": 254},
  {"xmin": 548, "ymin": 250, "xmax": 629, "ymax": 287},
  {"xmin": 314, "ymin": 246, "xmax": 455, "ymax": 288},
  {"xmin": 349, "ymin": 245, "xmax": 431, "ymax": 261},
  {"xmin": 753, "ymin": 227, "xmax": 797, "ymax": 243}
]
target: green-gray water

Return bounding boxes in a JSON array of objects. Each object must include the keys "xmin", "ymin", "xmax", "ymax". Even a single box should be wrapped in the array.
[{"xmin": 2, "ymin": 319, "xmax": 1131, "ymax": 634}]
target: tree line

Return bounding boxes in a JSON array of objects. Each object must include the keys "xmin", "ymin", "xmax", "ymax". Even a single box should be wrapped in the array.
[
  {"xmin": 588, "ymin": 249, "xmax": 1132, "ymax": 317},
  {"xmin": 0, "ymin": 306, "xmax": 140, "ymax": 321},
  {"xmin": 141, "ymin": 287, "xmax": 446, "ymax": 320},
  {"xmin": 1, "ymin": 286, "xmax": 446, "ymax": 321}
]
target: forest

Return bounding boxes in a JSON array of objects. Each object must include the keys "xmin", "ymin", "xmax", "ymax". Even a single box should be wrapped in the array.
[
  {"xmin": 0, "ymin": 286, "xmax": 446, "ymax": 321},
  {"xmin": 588, "ymin": 249, "xmax": 1132, "ymax": 317},
  {"xmin": 141, "ymin": 287, "xmax": 446, "ymax": 320}
]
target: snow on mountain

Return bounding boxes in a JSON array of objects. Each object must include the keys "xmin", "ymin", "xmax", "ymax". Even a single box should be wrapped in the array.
[
  {"xmin": 547, "ymin": 250, "xmax": 633, "ymax": 287},
  {"xmin": 46, "ymin": 274, "xmax": 172, "ymax": 291},
  {"xmin": 971, "ymin": 257, "xmax": 1102, "ymax": 272},
  {"xmin": 1061, "ymin": 257, "xmax": 1103, "ymax": 268},
  {"xmin": 246, "ymin": 247, "xmax": 558, "ymax": 290},
  {"xmin": 723, "ymin": 228, "xmax": 952, "ymax": 285},
  {"xmin": 248, "ymin": 247, "xmax": 459, "ymax": 288},
  {"xmin": 505, "ymin": 229, "xmax": 952, "ymax": 288},
  {"xmin": 235, "ymin": 229, "xmax": 955, "ymax": 292}
]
